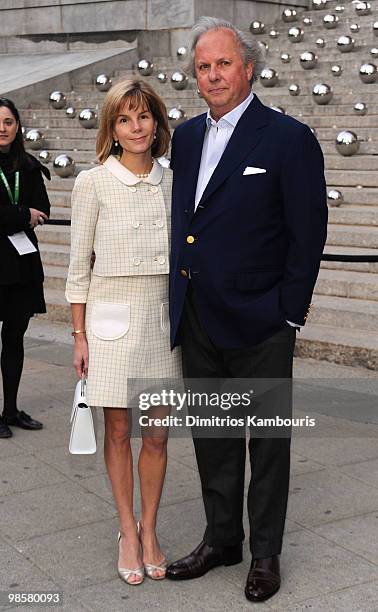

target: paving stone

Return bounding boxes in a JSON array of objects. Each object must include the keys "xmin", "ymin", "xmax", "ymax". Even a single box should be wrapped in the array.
[
  {"xmin": 0, "ymin": 481, "xmax": 114, "ymax": 543},
  {"xmin": 272, "ymin": 580, "xmax": 378, "ymax": 612},
  {"xmin": 0, "ymin": 454, "xmax": 67, "ymax": 497},
  {"xmin": 312, "ymin": 512, "xmax": 378, "ymax": 565},
  {"xmin": 287, "ymin": 469, "xmax": 378, "ymax": 528}
]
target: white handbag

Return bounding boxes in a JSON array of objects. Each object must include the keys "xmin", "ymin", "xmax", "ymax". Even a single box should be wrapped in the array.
[{"xmin": 69, "ymin": 378, "xmax": 96, "ymax": 454}]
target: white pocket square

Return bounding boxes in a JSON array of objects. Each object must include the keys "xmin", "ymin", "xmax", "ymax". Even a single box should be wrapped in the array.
[{"xmin": 243, "ymin": 166, "xmax": 266, "ymax": 175}]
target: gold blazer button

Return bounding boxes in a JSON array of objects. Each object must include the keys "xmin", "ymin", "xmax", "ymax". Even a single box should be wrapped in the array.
[{"xmin": 186, "ymin": 235, "xmax": 195, "ymax": 244}]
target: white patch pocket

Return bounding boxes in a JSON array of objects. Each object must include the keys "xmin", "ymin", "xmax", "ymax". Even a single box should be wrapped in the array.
[
  {"xmin": 91, "ymin": 302, "xmax": 131, "ymax": 340},
  {"xmin": 160, "ymin": 301, "xmax": 170, "ymax": 335}
]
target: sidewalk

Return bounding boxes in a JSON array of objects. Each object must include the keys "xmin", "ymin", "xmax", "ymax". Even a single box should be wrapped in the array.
[{"xmin": 0, "ymin": 318, "xmax": 377, "ymax": 612}]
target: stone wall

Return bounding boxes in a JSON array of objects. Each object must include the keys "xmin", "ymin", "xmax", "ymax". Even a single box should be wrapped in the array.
[{"xmin": 0, "ymin": 0, "xmax": 308, "ymax": 56}]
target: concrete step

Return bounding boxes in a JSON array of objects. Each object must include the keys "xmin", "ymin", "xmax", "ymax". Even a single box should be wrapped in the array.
[
  {"xmin": 325, "ymin": 170, "xmax": 378, "ymax": 188},
  {"xmin": 310, "ymin": 294, "xmax": 378, "ymax": 330},
  {"xmin": 46, "ymin": 190, "xmax": 72, "ymax": 207},
  {"xmin": 43, "ymin": 288, "xmax": 71, "ymax": 323},
  {"xmin": 315, "ymin": 268, "xmax": 378, "ymax": 300},
  {"xmin": 322, "ymin": 245, "xmax": 378, "ymax": 273},
  {"xmin": 49, "ymin": 206, "xmax": 71, "ymax": 220},
  {"xmin": 43, "ymin": 264, "xmax": 68, "ymax": 290},
  {"xmin": 36, "ymin": 224, "xmax": 71, "ymax": 246},
  {"xmin": 326, "ymin": 224, "xmax": 378, "ymax": 249},
  {"xmin": 328, "ymin": 206, "xmax": 378, "ymax": 226},
  {"xmin": 295, "ymin": 323, "xmax": 378, "ymax": 369},
  {"xmin": 324, "ymin": 186, "xmax": 378, "ymax": 205},
  {"xmin": 324, "ymin": 156, "xmax": 378, "ymax": 171},
  {"xmin": 39, "ymin": 243, "xmax": 70, "ymax": 267}
]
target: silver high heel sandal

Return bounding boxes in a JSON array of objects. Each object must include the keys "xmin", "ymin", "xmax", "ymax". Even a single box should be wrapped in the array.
[
  {"xmin": 117, "ymin": 531, "xmax": 144, "ymax": 585},
  {"xmin": 137, "ymin": 521, "xmax": 168, "ymax": 580}
]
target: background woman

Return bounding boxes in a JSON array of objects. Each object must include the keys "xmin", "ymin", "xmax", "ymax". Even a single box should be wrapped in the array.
[
  {"xmin": 65, "ymin": 80, "xmax": 180, "ymax": 585},
  {"xmin": 0, "ymin": 98, "xmax": 50, "ymax": 439}
]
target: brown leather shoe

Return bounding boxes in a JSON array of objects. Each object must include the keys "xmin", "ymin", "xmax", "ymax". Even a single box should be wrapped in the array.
[
  {"xmin": 245, "ymin": 555, "xmax": 280, "ymax": 602},
  {"xmin": 166, "ymin": 540, "xmax": 242, "ymax": 580}
]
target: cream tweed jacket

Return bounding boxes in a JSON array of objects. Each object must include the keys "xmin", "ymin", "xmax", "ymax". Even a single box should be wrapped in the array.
[{"xmin": 65, "ymin": 156, "xmax": 172, "ymax": 303}]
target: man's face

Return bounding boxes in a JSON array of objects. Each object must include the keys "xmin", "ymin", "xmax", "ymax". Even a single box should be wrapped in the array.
[{"xmin": 194, "ymin": 28, "xmax": 254, "ymax": 120}]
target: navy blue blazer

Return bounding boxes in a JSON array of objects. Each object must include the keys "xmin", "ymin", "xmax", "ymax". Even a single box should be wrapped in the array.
[{"xmin": 169, "ymin": 94, "xmax": 328, "ymax": 349}]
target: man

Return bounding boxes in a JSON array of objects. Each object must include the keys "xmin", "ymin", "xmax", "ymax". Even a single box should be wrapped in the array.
[{"xmin": 167, "ymin": 16, "xmax": 327, "ymax": 603}]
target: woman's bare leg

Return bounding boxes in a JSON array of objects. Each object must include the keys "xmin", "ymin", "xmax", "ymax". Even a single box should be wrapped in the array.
[
  {"xmin": 103, "ymin": 408, "xmax": 141, "ymax": 582},
  {"xmin": 138, "ymin": 405, "xmax": 169, "ymax": 577}
]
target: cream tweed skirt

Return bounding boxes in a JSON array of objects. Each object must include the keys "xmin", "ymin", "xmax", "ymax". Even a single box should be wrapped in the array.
[{"xmin": 85, "ymin": 274, "xmax": 181, "ymax": 407}]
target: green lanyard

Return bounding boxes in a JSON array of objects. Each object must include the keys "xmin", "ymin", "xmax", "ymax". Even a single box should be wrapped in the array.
[{"xmin": 0, "ymin": 168, "xmax": 20, "ymax": 206}]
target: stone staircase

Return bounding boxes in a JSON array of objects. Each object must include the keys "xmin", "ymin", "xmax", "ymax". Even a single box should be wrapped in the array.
[{"xmin": 18, "ymin": 0, "xmax": 378, "ymax": 368}]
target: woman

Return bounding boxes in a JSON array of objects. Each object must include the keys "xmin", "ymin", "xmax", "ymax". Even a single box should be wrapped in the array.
[
  {"xmin": 0, "ymin": 98, "xmax": 50, "ymax": 439},
  {"xmin": 65, "ymin": 80, "xmax": 181, "ymax": 585}
]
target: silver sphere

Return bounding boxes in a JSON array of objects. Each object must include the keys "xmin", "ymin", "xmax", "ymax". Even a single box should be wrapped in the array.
[
  {"xmin": 323, "ymin": 14, "xmax": 339, "ymax": 29},
  {"xmin": 359, "ymin": 63, "xmax": 377, "ymax": 84},
  {"xmin": 271, "ymin": 106, "xmax": 285, "ymax": 114},
  {"xmin": 355, "ymin": 2, "xmax": 371, "ymax": 16},
  {"xmin": 53, "ymin": 154, "xmax": 75, "ymax": 178},
  {"xmin": 25, "ymin": 129, "xmax": 44, "ymax": 150},
  {"xmin": 289, "ymin": 83, "xmax": 300, "ymax": 96},
  {"xmin": 335, "ymin": 131, "xmax": 359, "ymax": 156},
  {"xmin": 171, "ymin": 71, "xmax": 189, "ymax": 90},
  {"xmin": 354, "ymin": 102, "xmax": 367, "ymax": 115},
  {"xmin": 250, "ymin": 21, "xmax": 265, "ymax": 34},
  {"xmin": 370, "ymin": 47, "xmax": 378, "ymax": 58},
  {"xmin": 327, "ymin": 189, "xmax": 344, "ymax": 207},
  {"xmin": 78, "ymin": 108, "xmax": 98, "ymax": 129},
  {"xmin": 168, "ymin": 107, "xmax": 187, "ymax": 126},
  {"xmin": 312, "ymin": 83, "xmax": 333, "ymax": 105},
  {"xmin": 288, "ymin": 27, "xmax": 304, "ymax": 43},
  {"xmin": 300, "ymin": 51, "xmax": 318, "ymax": 69},
  {"xmin": 95, "ymin": 73, "xmax": 112, "ymax": 92},
  {"xmin": 331, "ymin": 64, "xmax": 343, "ymax": 76},
  {"xmin": 335, "ymin": 5, "xmax": 345, "ymax": 12},
  {"xmin": 260, "ymin": 68, "xmax": 279, "ymax": 87},
  {"xmin": 176, "ymin": 46, "xmax": 188, "ymax": 60},
  {"xmin": 374, "ymin": 22, "xmax": 378, "ymax": 37},
  {"xmin": 269, "ymin": 29, "xmax": 279, "ymax": 39},
  {"xmin": 258, "ymin": 41, "xmax": 269, "ymax": 55},
  {"xmin": 280, "ymin": 52, "xmax": 291, "ymax": 63},
  {"xmin": 157, "ymin": 72, "xmax": 168, "ymax": 83},
  {"xmin": 49, "ymin": 91, "xmax": 66, "ymax": 110},
  {"xmin": 282, "ymin": 9, "xmax": 297, "ymax": 23},
  {"xmin": 350, "ymin": 24, "xmax": 360, "ymax": 34},
  {"xmin": 316, "ymin": 38, "xmax": 326, "ymax": 48},
  {"xmin": 38, "ymin": 150, "xmax": 50, "ymax": 164},
  {"xmin": 303, "ymin": 17, "xmax": 313, "ymax": 26},
  {"xmin": 65, "ymin": 106, "xmax": 76, "ymax": 119},
  {"xmin": 312, "ymin": 0, "xmax": 327, "ymax": 9},
  {"xmin": 137, "ymin": 59, "xmax": 154, "ymax": 76},
  {"xmin": 337, "ymin": 36, "xmax": 355, "ymax": 53}
]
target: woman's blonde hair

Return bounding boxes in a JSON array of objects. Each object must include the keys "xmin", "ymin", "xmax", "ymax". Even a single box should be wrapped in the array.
[{"xmin": 96, "ymin": 79, "xmax": 170, "ymax": 163}]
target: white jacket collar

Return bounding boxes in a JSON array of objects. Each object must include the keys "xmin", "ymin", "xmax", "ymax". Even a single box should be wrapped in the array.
[{"xmin": 103, "ymin": 155, "xmax": 164, "ymax": 186}]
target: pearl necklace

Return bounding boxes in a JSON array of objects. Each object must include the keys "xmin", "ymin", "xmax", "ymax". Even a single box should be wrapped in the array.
[{"xmin": 136, "ymin": 159, "xmax": 154, "ymax": 179}]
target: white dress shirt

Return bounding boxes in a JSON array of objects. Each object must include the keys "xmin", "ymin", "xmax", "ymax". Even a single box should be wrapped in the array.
[
  {"xmin": 195, "ymin": 89, "xmax": 254, "ymax": 210},
  {"xmin": 193, "ymin": 90, "xmax": 300, "ymax": 329}
]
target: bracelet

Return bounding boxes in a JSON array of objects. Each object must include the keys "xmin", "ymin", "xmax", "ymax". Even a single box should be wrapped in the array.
[{"xmin": 71, "ymin": 329, "xmax": 86, "ymax": 337}]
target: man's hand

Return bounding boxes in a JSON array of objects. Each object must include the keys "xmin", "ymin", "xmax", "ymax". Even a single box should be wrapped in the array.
[
  {"xmin": 73, "ymin": 335, "xmax": 89, "ymax": 378},
  {"xmin": 29, "ymin": 208, "xmax": 48, "ymax": 228}
]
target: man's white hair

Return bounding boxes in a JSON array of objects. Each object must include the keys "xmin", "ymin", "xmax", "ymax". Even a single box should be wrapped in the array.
[{"xmin": 187, "ymin": 16, "xmax": 264, "ymax": 84}]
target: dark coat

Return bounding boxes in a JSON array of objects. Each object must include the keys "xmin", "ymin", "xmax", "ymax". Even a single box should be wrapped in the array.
[
  {"xmin": 0, "ymin": 151, "xmax": 50, "ymax": 286},
  {"xmin": 169, "ymin": 95, "xmax": 328, "ymax": 349}
]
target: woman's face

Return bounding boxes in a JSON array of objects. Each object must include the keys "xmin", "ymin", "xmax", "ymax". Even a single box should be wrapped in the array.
[
  {"xmin": 112, "ymin": 101, "xmax": 157, "ymax": 156},
  {"xmin": 0, "ymin": 106, "xmax": 19, "ymax": 151}
]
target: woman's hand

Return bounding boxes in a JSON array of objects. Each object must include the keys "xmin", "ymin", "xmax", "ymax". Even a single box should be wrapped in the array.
[
  {"xmin": 29, "ymin": 208, "xmax": 48, "ymax": 228},
  {"xmin": 73, "ymin": 335, "xmax": 89, "ymax": 378}
]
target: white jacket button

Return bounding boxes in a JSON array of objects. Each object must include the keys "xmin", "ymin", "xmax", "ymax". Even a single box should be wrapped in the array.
[
  {"xmin": 157, "ymin": 256, "xmax": 165, "ymax": 264},
  {"xmin": 133, "ymin": 257, "xmax": 141, "ymax": 266},
  {"xmin": 150, "ymin": 186, "xmax": 158, "ymax": 193},
  {"xmin": 155, "ymin": 219, "xmax": 164, "ymax": 228},
  {"xmin": 132, "ymin": 221, "xmax": 140, "ymax": 228},
  {"xmin": 129, "ymin": 186, "xmax": 137, "ymax": 193}
]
